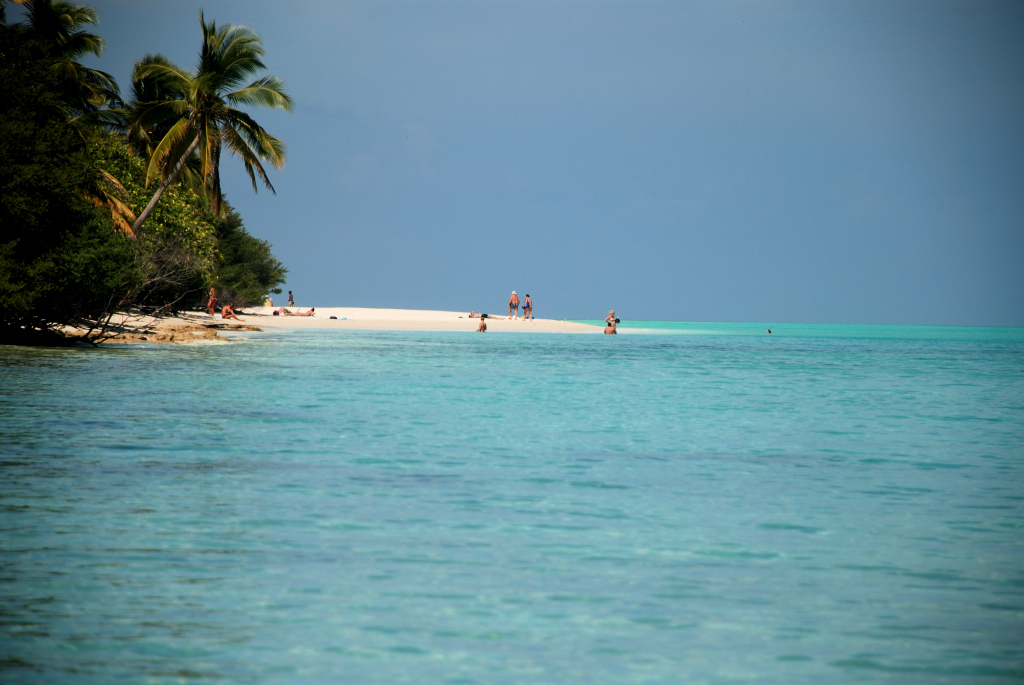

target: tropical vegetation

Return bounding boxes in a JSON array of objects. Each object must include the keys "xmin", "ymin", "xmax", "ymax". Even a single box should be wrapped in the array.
[{"xmin": 0, "ymin": 0, "xmax": 289, "ymax": 344}]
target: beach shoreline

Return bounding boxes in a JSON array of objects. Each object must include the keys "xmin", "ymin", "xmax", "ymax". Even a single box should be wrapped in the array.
[
  {"xmin": 60, "ymin": 306, "xmax": 606, "ymax": 344},
  {"xmin": 225, "ymin": 306, "xmax": 603, "ymax": 334}
]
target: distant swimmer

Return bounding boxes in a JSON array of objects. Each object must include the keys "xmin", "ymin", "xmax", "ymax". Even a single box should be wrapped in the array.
[
  {"xmin": 221, "ymin": 303, "xmax": 244, "ymax": 321},
  {"xmin": 766, "ymin": 329, "xmax": 771, "ymax": 334},
  {"xmin": 605, "ymin": 318, "xmax": 619, "ymax": 334},
  {"xmin": 477, "ymin": 316, "xmax": 487, "ymax": 332}
]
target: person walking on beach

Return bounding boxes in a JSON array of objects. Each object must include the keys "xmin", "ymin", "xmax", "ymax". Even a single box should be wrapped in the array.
[
  {"xmin": 207, "ymin": 287, "xmax": 217, "ymax": 317},
  {"xmin": 523, "ymin": 294, "xmax": 533, "ymax": 321},
  {"xmin": 288, "ymin": 290, "xmax": 294, "ymax": 307},
  {"xmin": 508, "ymin": 291, "xmax": 520, "ymax": 320}
]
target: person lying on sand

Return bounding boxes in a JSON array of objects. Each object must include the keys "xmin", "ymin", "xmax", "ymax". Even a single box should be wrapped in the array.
[
  {"xmin": 604, "ymin": 318, "xmax": 619, "ymax": 334},
  {"xmin": 468, "ymin": 312, "xmax": 495, "ymax": 319},
  {"xmin": 222, "ymin": 304, "xmax": 244, "ymax": 322},
  {"xmin": 273, "ymin": 307, "xmax": 315, "ymax": 317}
]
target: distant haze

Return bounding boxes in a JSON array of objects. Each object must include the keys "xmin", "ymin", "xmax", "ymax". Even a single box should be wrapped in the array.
[{"xmin": 72, "ymin": 0, "xmax": 1023, "ymax": 325}]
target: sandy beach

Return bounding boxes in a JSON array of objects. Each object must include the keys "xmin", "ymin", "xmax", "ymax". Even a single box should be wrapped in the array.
[
  {"xmin": 219, "ymin": 306, "xmax": 603, "ymax": 333},
  {"xmin": 63, "ymin": 307, "xmax": 603, "ymax": 344}
]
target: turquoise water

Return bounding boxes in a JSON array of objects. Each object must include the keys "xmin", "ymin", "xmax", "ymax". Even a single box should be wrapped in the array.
[
  {"xmin": 577, "ymin": 319, "xmax": 1024, "ymax": 341},
  {"xmin": 2, "ymin": 324, "xmax": 1023, "ymax": 683}
]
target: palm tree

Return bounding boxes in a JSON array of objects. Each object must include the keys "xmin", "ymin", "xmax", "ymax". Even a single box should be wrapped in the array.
[
  {"xmin": 128, "ymin": 13, "xmax": 293, "ymax": 237},
  {"xmin": 17, "ymin": 0, "xmax": 121, "ymax": 119},
  {"xmin": 3, "ymin": 0, "xmax": 135, "ymax": 233}
]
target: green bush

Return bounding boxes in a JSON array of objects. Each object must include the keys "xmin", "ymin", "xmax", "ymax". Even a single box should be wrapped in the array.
[
  {"xmin": 212, "ymin": 206, "xmax": 288, "ymax": 307},
  {"xmin": 0, "ymin": 29, "xmax": 139, "ymax": 342},
  {"xmin": 89, "ymin": 134, "xmax": 218, "ymax": 310}
]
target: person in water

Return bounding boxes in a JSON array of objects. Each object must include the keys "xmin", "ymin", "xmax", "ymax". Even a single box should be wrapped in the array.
[
  {"xmin": 207, "ymin": 287, "xmax": 217, "ymax": 317},
  {"xmin": 604, "ymin": 318, "xmax": 619, "ymax": 334},
  {"xmin": 222, "ymin": 303, "xmax": 244, "ymax": 321},
  {"xmin": 477, "ymin": 315, "xmax": 487, "ymax": 332},
  {"xmin": 605, "ymin": 310, "xmax": 616, "ymax": 326},
  {"xmin": 523, "ymin": 294, "xmax": 533, "ymax": 321}
]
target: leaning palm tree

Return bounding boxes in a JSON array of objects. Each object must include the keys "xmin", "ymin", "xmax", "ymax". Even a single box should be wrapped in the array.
[
  {"xmin": 124, "ymin": 54, "xmax": 212, "ymax": 205},
  {"xmin": 128, "ymin": 13, "xmax": 293, "ymax": 237}
]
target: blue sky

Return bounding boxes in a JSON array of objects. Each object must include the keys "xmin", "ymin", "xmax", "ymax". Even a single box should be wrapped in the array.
[{"xmin": 68, "ymin": 0, "xmax": 1024, "ymax": 324}]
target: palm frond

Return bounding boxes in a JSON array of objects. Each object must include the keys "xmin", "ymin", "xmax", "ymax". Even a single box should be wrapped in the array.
[
  {"xmin": 222, "ymin": 107, "xmax": 285, "ymax": 169},
  {"xmin": 221, "ymin": 123, "xmax": 275, "ymax": 193},
  {"xmin": 146, "ymin": 116, "xmax": 197, "ymax": 185},
  {"xmin": 79, "ymin": 166, "xmax": 138, "ymax": 238},
  {"xmin": 227, "ymin": 75, "xmax": 293, "ymax": 111},
  {"xmin": 133, "ymin": 59, "xmax": 194, "ymax": 99}
]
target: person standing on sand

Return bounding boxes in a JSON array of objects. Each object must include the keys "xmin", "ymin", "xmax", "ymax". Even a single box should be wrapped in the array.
[
  {"xmin": 508, "ymin": 291, "xmax": 520, "ymax": 319},
  {"xmin": 523, "ymin": 294, "xmax": 533, "ymax": 321},
  {"xmin": 288, "ymin": 290, "xmax": 294, "ymax": 307},
  {"xmin": 222, "ymin": 304, "xmax": 245, "ymax": 321},
  {"xmin": 207, "ymin": 287, "xmax": 217, "ymax": 317}
]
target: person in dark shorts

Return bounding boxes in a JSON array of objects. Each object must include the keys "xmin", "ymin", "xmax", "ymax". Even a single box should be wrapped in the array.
[
  {"xmin": 222, "ymin": 304, "xmax": 245, "ymax": 321},
  {"xmin": 508, "ymin": 291, "xmax": 520, "ymax": 319},
  {"xmin": 523, "ymin": 294, "xmax": 533, "ymax": 321}
]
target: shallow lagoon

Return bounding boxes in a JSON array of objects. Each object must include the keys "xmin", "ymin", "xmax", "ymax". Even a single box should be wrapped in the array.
[{"xmin": 2, "ymin": 325, "xmax": 1023, "ymax": 683}]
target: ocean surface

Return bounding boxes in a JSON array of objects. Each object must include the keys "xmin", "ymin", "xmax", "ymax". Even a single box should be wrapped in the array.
[{"xmin": 1, "ymin": 322, "xmax": 1023, "ymax": 684}]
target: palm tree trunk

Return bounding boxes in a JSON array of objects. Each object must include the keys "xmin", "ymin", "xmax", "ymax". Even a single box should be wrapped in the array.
[
  {"xmin": 210, "ymin": 136, "xmax": 223, "ymax": 217},
  {"xmin": 130, "ymin": 134, "xmax": 201, "ymax": 238}
]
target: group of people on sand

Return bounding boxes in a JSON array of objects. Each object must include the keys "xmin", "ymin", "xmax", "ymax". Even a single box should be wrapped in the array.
[
  {"xmin": 207, "ymin": 287, "xmax": 246, "ymax": 322},
  {"xmin": 507, "ymin": 291, "xmax": 533, "ymax": 320},
  {"xmin": 207, "ymin": 287, "xmax": 314, "ymax": 321},
  {"xmin": 468, "ymin": 291, "xmax": 534, "ymax": 332},
  {"xmin": 273, "ymin": 307, "xmax": 315, "ymax": 317}
]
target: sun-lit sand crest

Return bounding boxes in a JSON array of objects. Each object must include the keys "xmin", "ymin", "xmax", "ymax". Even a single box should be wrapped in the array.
[{"xmin": 230, "ymin": 307, "xmax": 604, "ymax": 333}]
